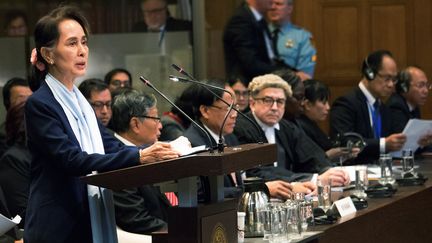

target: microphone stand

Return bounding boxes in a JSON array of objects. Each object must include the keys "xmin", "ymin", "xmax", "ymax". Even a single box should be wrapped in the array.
[
  {"xmin": 139, "ymin": 76, "xmax": 215, "ymax": 153},
  {"xmin": 169, "ymin": 75, "xmax": 233, "ymax": 153}
]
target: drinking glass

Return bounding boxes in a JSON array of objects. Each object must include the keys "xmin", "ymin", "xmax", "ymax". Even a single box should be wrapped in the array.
[
  {"xmin": 285, "ymin": 201, "xmax": 302, "ymax": 240},
  {"xmin": 269, "ymin": 203, "xmax": 288, "ymax": 243},
  {"xmin": 402, "ymin": 149, "xmax": 416, "ymax": 178},
  {"xmin": 299, "ymin": 199, "xmax": 314, "ymax": 231},
  {"xmin": 352, "ymin": 165, "xmax": 368, "ymax": 199},
  {"xmin": 378, "ymin": 153, "xmax": 395, "ymax": 185},
  {"xmin": 317, "ymin": 179, "xmax": 332, "ymax": 211}
]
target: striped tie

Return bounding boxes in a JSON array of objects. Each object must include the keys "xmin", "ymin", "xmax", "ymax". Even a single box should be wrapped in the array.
[{"xmin": 165, "ymin": 192, "xmax": 178, "ymax": 206}]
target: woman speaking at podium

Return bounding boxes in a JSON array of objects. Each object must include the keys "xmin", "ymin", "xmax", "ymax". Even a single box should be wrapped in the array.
[{"xmin": 24, "ymin": 5, "xmax": 179, "ymax": 243}]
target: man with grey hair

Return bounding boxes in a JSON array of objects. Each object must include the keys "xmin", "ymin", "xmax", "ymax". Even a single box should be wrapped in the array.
[
  {"xmin": 110, "ymin": 90, "xmax": 177, "ymax": 234},
  {"xmin": 234, "ymin": 74, "xmax": 350, "ymax": 186}
]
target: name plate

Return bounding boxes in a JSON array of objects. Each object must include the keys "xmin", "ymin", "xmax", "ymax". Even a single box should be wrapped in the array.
[{"xmin": 334, "ymin": 197, "xmax": 357, "ymax": 217}]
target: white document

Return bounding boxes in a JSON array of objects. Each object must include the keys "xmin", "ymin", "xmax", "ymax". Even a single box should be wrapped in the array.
[
  {"xmin": 169, "ymin": 136, "xmax": 206, "ymax": 156},
  {"xmin": 391, "ymin": 119, "xmax": 432, "ymax": 157},
  {"xmin": 0, "ymin": 214, "xmax": 21, "ymax": 235}
]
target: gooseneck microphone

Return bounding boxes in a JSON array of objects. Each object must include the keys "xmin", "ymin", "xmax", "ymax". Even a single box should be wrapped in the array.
[
  {"xmin": 169, "ymin": 74, "xmax": 234, "ymax": 153},
  {"xmin": 139, "ymin": 76, "xmax": 215, "ymax": 153},
  {"xmin": 170, "ymin": 64, "xmax": 265, "ymax": 144}
]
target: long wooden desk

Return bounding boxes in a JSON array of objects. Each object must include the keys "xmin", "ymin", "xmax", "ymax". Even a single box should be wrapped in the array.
[
  {"xmin": 245, "ymin": 158, "xmax": 432, "ymax": 243},
  {"xmin": 310, "ymin": 158, "xmax": 432, "ymax": 243}
]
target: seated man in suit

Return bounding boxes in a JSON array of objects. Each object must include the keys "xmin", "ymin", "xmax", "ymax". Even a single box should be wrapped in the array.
[
  {"xmin": 110, "ymin": 90, "xmax": 174, "ymax": 234},
  {"xmin": 132, "ymin": 0, "xmax": 191, "ymax": 32},
  {"xmin": 233, "ymin": 74, "xmax": 349, "ymax": 186},
  {"xmin": 183, "ymin": 79, "xmax": 316, "ymax": 201},
  {"xmin": 387, "ymin": 66, "xmax": 432, "ymax": 151},
  {"xmin": 330, "ymin": 50, "xmax": 406, "ymax": 163}
]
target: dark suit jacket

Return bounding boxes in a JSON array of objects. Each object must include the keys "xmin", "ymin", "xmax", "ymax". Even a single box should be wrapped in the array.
[
  {"xmin": 24, "ymin": 82, "xmax": 140, "ymax": 243},
  {"xmin": 386, "ymin": 93, "xmax": 432, "ymax": 153},
  {"xmin": 0, "ymin": 185, "xmax": 20, "ymax": 242},
  {"xmin": 233, "ymin": 112, "xmax": 331, "ymax": 182},
  {"xmin": 387, "ymin": 93, "xmax": 421, "ymax": 133},
  {"xmin": 183, "ymin": 123, "xmax": 243, "ymax": 202},
  {"xmin": 113, "ymin": 186, "xmax": 170, "ymax": 234},
  {"xmin": 160, "ymin": 114, "xmax": 185, "ymax": 141},
  {"xmin": 296, "ymin": 115, "xmax": 333, "ymax": 151},
  {"xmin": 330, "ymin": 86, "xmax": 393, "ymax": 163},
  {"xmin": 112, "ymin": 137, "xmax": 170, "ymax": 234},
  {"xmin": 223, "ymin": 3, "xmax": 282, "ymax": 82},
  {"xmin": 0, "ymin": 144, "xmax": 31, "ymax": 228},
  {"xmin": 132, "ymin": 17, "xmax": 192, "ymax": 32}
]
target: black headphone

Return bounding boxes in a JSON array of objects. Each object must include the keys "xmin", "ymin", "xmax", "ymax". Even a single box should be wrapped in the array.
[
  {"xmin": 396, "ymin": 69, "xmax": 411, "ymax": 93},
  {"xmin": 363, "ymin": 56, "xmax": 375, "ymax": 81}
]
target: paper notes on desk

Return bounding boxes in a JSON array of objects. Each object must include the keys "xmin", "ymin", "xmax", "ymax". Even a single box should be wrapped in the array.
[
  {"xmin": 391, "ymin": 119, "xmax": 432, "ymax": 157},
  {"xmin": 169, "ymin": 136, "xmax": 206, "ymax": 156},
  {"xmin": 0, "ymin": 214, "xmax": 21, "ymax": 235}
]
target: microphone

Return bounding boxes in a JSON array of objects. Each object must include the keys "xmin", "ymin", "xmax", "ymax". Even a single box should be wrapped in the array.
[
  {"xmin": 169, "ymin": 75, "xmax": 190, "ymax": 83},
  {"xmin": 169, "ymin": 75, "xmax": 234, "ymax": 153},
  {"xmin": 172, "ymin": 63, "xmax": 195, "ymax": 80},
  {"xmin": 169, "ymin": 69, "xmax": 265, "ymax": 144},
  {"xmin": 139, "ymin": 76, "xmax": 215, "ymax": 153}
]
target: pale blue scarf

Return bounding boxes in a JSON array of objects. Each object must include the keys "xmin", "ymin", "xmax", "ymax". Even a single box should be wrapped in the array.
[{"xmin": 45, "ymin": 73, "xmax": 117, "ymax": 243}]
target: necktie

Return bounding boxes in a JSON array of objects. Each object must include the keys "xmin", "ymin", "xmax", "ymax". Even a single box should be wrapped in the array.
[
  {"xmin": 372, "ymin": 100, "xmax": 382, "ymax": 138},
  {"xmin": 272, "ymin": 28, "xmax": 280, "ymax": 58},
  {"xmin": 165, "ymin": 192, "xmax": 178, "ymax": 206}
]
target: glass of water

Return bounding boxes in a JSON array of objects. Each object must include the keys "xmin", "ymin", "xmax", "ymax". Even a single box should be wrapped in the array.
[
  {"xmin": 378, "ymin": 153, "xmax": 395, "ymax": 185},
  {"xmin": 402, "ymin": 149, "xmax": 415, "ymax": 178},
  {"xmin": 352, "ymin": 165, "xmax": 368, "ymax": 199},
  {"xmin": 317, "ymin": 179, "xmax": 332, "ymax": 211}
]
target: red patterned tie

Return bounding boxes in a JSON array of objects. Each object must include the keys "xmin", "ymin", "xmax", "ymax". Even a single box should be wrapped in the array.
[{"xmin": 165, "ymin": 192, "xmax": 178, "ymax": 206}]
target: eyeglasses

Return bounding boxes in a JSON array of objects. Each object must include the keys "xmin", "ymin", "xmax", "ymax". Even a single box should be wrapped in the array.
[
  {"xmin": 135, "ymin": 115, "xmax": 161, "ymax": 123},
  {"xmin": 90, "ymin": 101, "xmax": 111, "ymax": 110},
  {"xmin": 234, "ymin": 90, "xmax": 249, "ymax": 97},
  {"xmin": 412, "ymin": 82, "xmax": 432, "ymax": 90},
  {"xmin": 254, "ymin": 97, "xmax": 286, "ymax": 107},
  {"xmin": 209, "ymin": 104, "xmax": 240, "ymax": 112},
  {"xmin": 376, "ymin": 73, "xmax": 398, "ymax": 83},
  {"xmin": 110, "ymin": 79, "xmax": 131, "ymax": 88}
]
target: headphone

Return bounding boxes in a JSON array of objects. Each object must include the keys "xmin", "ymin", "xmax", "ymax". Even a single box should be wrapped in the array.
[
  {"xmin": 396, "ymin": 69, "xmax": 411, "ymax": 93},
  {"xmin": 363, "ymin": 55, "xmax": 375, "ymax": 81}
]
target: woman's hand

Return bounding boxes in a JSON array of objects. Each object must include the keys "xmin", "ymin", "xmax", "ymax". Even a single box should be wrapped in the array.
[{"xmin": 139, "ymin": 142, "xmax": 180, "ymax": 164}]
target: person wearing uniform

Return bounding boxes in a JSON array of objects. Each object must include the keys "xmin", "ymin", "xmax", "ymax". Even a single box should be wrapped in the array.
[{"xmin": 268, "ymin": 0, "xmax": 317, "ymax": 80}]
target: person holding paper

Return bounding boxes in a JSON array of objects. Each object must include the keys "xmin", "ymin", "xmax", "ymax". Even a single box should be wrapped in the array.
[
  {"xmin": 24, "ymin": 6, "xmax": 179, "ymax": 243},
  {"xmin": 330, "ymin": 50, "xmax": 406, "ymax": 163},
  {"xmin": 387, "ymin": 66, "xmax": 432, "ymax": 150}
]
